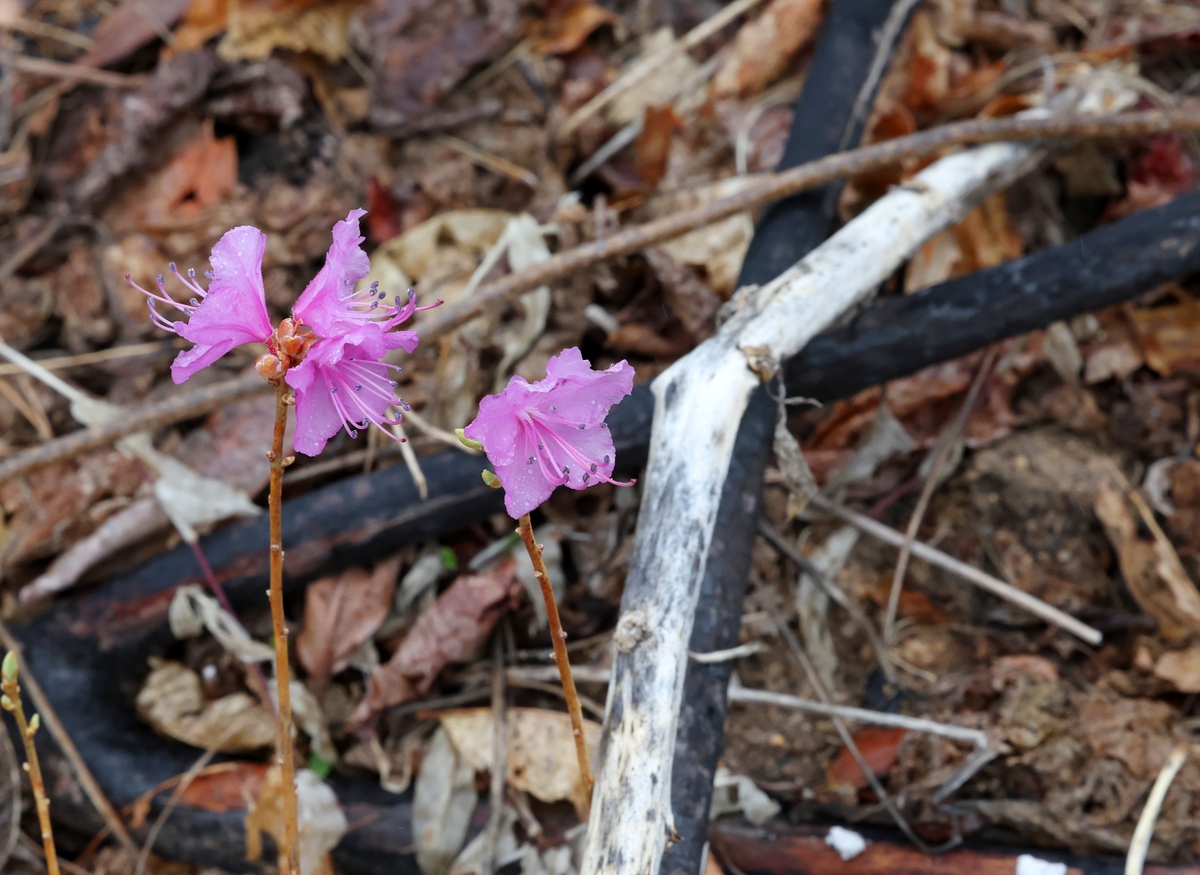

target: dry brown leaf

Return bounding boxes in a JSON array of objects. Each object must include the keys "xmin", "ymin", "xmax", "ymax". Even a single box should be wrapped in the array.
[
  {"xmin": 634, "ymin": 104, "xmax": 684, "ymax": 189},
  {"xmin": 352, "ymin": 559, "xmax": 522, "ymax": 721},
  {"xmin": 218, "ymin": 0, "xmax": 363, "ymax": 62},
  {"xmin": 135, "ymin": 659, "xmax": 276, "ymax": 752},
  {"xmin": 136, "ymin": 121, "xmax": 238, "ymax": 232},
  {"xmin": 439, "ymin": 707, "xmax": 602, "ymax": 819},
  {"xmin": 643, "ymin": 247, "xmax": 720, "ymax": 341},
  {"xmin": 711, "ymin": 0, "xmax": 826, "ymax": 98},
  {"xmin": 1126, "ymin": 293, "xmax": 1200, "ymax": 378},
  {"xmin": 246, "ymin": 766, "xmax": 346, "ymax": 875},
  {"xmin": 81, "ymin": 0, "xmax": 194, "ymax": 67},
  {"xmin": 1095, "ymin": 483, "xmax": 1200, "ymax": 642},
  {"xmin": 645, "ymin": 178, "xmax": 755, "ymax": 296},
  {"xmin": 1154, "ymin": 644, "xmax": 1200, "ymax": 693},
  {"xmin": 296, "ymin": 557, "xmax": 400, "ymax": 699},
  {"xmin": 905, "ymin": 193, "xmax": 1023, "ymax": 291},
  {"xmin": 527, "ymin": 0, "xmax": 617, "ymax": 55},
  {"xmin": 1080, "ymin": 695, "xmax": 1179, "ymax": 780}
]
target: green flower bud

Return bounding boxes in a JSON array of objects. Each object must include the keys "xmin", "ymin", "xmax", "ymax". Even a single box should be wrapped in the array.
[
  {"xmin": 1, "ymin": 651, "xmax": 16, "ymax": 683},
  {"xmin": 455, "ymin": 428, "xmax": 485, "ymax": 452},
  {"xmin": 482, "ymin": 470, "xmax": 502, "ymax": 489}
]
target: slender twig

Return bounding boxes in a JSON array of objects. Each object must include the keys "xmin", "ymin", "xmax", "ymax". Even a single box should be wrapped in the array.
[
  {"xmin": 1126, "ymin": 743, "xmax": 1189, "ymax": 875},
  {"xmin": 767, "ymin": 612, "xmax": 955, "ymax": 854},
  {"xmin": 420, "ymin": 108, "xmax": 1200, "ymax": 344},
  {"xmin": 0, "ymin": 652, "xmax": 60, "ymax": 875},
  {"xmin": 11, "ymin": 56, "xmax": 146, "ymax": 88},
  {"xmin": 0, "ymin": 622, "xmax": 138, "ymax": 856},
  {"xmin": 516, "ymin": 514, "xmax": 594, "ymax": 814},
  {"xmin": 756, "ymin": 518, "xmax": 893, "ymax": 680},
  {"xmin": 809, "ymin": 494, "xmax": 1103, "ymax": 645},
  {"xmin": 0, "ymin": 372, "xmax": 266, "ymax": 483},
  {"xmin": 267, "ymin": 381, "xmax": 300, "ymax": 875},
  {"xmin": 688, "ymin": 642, "xmax": 766, "ymax": 663},
  {"xmin": 727, "ymin": 684, "xmax": 988, "ymax": 747},
  {"xmin": 883, "ymin": 346, "xmax": 998, "ymax": 645},
  {"xmin": 0, "ymin": 341, "xmax": 177, "ymax": 378}
]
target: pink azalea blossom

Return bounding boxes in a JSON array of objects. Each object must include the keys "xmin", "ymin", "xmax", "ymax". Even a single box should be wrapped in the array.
[
  {"xmin": 463, "ymin": 347, "xmax": 635, "ymax": 519},
  {"xmin": 129, "ymin": 210, "xmax": 433, "ymax": 456}
]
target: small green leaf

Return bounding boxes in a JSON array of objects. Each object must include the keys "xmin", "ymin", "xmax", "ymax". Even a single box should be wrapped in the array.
[
  {"xmin": 440, "ymin": 546, "xmax": 459, "ymax": 572},
  {"xmin": 308, "ymin": 753, "xmax": 333, "ymax": 779}
]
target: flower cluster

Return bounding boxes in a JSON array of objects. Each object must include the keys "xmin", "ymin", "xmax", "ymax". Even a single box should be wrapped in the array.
[
  {"xmin": 463, "ymin": 347, "xmax": 635, "ymax": 519},
  {"xmin": 129, "ymin": 209, "xmax": 435, "ymax": 456}
]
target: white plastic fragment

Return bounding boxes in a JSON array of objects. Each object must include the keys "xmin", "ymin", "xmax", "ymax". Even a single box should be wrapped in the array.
[
  {"xmin": 1015, "ymin": 854, "xmax": 1067, "ymax": 875},
  {"xmin": 824, "ymin": 826, "xmax": 867, "ymax": 861},
  {"xmin": 709, "ymin": 767, "xmax": 780, "ymax": 826}
]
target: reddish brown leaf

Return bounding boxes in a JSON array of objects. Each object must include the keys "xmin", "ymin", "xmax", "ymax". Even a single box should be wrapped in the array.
[
  {"xmin": 367, "ymin": 177, "xmax": 403, "ymax": 243},
  {"xmin": 607, "ymin": 323, "xmax": 693, "ymax": 359},
  {"xmin": 80, "ymin": 0, "xmax": 194, "ymax": 68},
  {"xmin": 136, "ymin": 121, "xmax": 238, "ymax": 231},
  {"xmin": 351, "ymin": 558, "xmax": 522, "ymax": 722},
  {"xmin": 1127, "ymin": 292, "xmax": 1200, "ymax": 378},
  {"xmin": 1107, "ymin": 133, "xmax": 1198, "ymax": 220},
  {"xmin": 296, "ymin": 557, "xmax": 401, "ymax": 699},
  {"xmin": 527, "ymin": 0, "xmax": 617, "ymax": 55},
  {"xmin": 178, "ymin": 762, "xmax": 270, "ymax": 813},
  {"xmin": 825, "ymin": 727, "xmax": 907, "ymax": 792},
  {"xmin": 634, "ymin": 104, "xmax": 684, "ymax": 189},
  {"xmin": 711, "ymin": 0, "xmax": 826, "ymax": 98}
]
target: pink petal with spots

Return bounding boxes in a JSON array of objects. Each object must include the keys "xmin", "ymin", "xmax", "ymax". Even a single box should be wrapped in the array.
[{"xmin": 293, "ymin": 209, "xmax": 371, "ymax": 336}]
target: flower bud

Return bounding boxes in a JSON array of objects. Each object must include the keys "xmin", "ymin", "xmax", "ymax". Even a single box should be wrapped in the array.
[
  {"xmin": 482, "ymin": 470, "xmax": 502, "ymax": 489},
  {"xmin": 1, "ymin": 651, "xmax": 16, "ymax": 683},
  {"xmin": 256, "ymin": 353, "xmax": 284, "ymax": 382}
]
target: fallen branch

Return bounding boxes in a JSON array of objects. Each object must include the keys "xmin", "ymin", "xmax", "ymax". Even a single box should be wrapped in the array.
[
  {"xmin": 581, "ymin": 101, "xmax": 1055, "ymax": 875},
  {"xmin": 808, "ymin": 494, "xmax": 1103, "ymax": 645}
]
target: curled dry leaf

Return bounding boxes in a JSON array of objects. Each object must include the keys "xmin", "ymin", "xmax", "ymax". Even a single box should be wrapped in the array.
[
  {"xmin": 1154, "ymin": 644, "xmax": 1200, "ymax": 693},
  {"xmin": 644, "ymin": 178, "xmax": 756, "ymax": 296},
  {"xmin": 527, "ymin": 0, "xmax": 618, "ymax": 55},
  {"xmin": 352, "ymin": 558, "xmax": 522, "ymax": 721},
  {"xmin": 169, "ymin": 584, "xmax": 275, "ymax": 663},
  {"xmin": 439, "ymin": 707, "xmax": 603, "ymax": 820},
  {"xmin": 296, "ymin": 556, "xmax": 401, "ymax": 700},
  {"xmin": 134, "ymin": 120, "xmax": 238, "ymax": 231},
  {"xmin": 634, "ymin": 104, "xmax": 684, "ymax": 188},
  {"xmin": 711, "ymin": 0, "xmax": 826, "ymax": 98},
  {"xmin": 1126, "ymin": 292, "xmax": 1200, "ymax": 378},
  {"xmin": 1095, "ymin": 483, "xmax": 1200, "ymax": 642},
  {"xmin": 136, "ymin": 658, "xmax": 276, "ymax": 752},
  {"xmin": 218, "ymin": 0, "xmax": 363, "ymax": 63},
  {"xmin": 246, "ymin": 767, "xmax": 347, "ymax": 875}
]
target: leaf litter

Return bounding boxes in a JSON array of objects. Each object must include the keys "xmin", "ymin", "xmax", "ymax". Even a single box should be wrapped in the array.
[{"xmin": 4, "ymin": 0, "xmax": 1200, "ymax": 869}]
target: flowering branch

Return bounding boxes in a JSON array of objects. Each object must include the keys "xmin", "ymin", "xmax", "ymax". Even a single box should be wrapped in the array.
[{"xmin": 1, "ymin": 652, "xmax": 59, "ymax": 875}]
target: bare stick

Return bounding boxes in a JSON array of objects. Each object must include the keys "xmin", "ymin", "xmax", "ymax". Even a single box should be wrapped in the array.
[
  {"xmin": 0, "ymin": 372, "xmax": 266, "ymax": 483},
  {"xmin": 0, "ymin": 652, "xmax": 60, "ymax": 875},
  {"xmin": 422, "ymin": 108, "xmax": 1200, "ymax": 344},
  {"xmin": 809, "ymin": 494, "xmax": 1102, "ymax": 645},
  {"xmin": 1126, "ymin": 744, "xmax": 1188, "ymax": 875},
  {"xmin": 11, "ymin": 56, "xmax": 146, "ymax": 88},
  {"xmin": 516, "ymin": 514, "xmax": 594, "ymax": 814},
  {"xmin": 0, "ymin": 622, "xmax": 139, "ymax": 856},
  {"xmin": 481, "ymin": 635, "xmax": 508, "ymax": 875},
  {"xmin": 883, "ymin": 346, "xmax": 998, "ymax": 644},
  {"xmin": 267, "ymin": 381, "xmax": 300, "ymax": 875},
  {"xmin": 727, "ymin": 684, "xmax": 987, "ymax": 747}
]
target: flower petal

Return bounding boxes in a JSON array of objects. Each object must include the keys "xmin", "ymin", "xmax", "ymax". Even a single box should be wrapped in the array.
[
  {"xmin": 179, "ymin": 226, "xmax": 273, "ymax": 348},
  {"xmin": 169, "ymin": 339, "xmax": 239, "ymax": 385},
  {"xmin": 530, "ymin": 350, "xmax": 634, "ymax": 428},
  {"xmin": 292, "ymin": 209, "xmax": 371, "ymax": 336},
  {"xmin": 495, "ymin": 420, "xmax": 560, "ymax": 519},
  {"xmin": 463, "ymin": 381, "xmax": 531, "ymax": 468},
  {"xmin": 287, "ymin": 357, "xmax": 344, "ymax": 457}
]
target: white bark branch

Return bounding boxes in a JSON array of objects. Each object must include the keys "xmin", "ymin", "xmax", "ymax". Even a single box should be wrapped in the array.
[{"xmin": 581, "ymin": 138, "xmax": 1047, "ymax": 875}]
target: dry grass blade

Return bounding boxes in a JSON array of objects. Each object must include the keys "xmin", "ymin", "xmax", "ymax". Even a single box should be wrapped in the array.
[
  {"xmin": 809, "ymin": 494, "xmax": 1103, "ymax": 645},
  {"xmin": 883, "ymin": 346, "xmax": 999, "ymax": 645},
  {"xmin": 1125, "ymin": 743, "xmax": 1189, "ymax": 875}
]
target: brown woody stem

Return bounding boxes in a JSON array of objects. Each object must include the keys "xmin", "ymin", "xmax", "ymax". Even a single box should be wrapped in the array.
[
  {"xmin": 516, "ymin": 514, "xmax": 594, "ymax": 816},
  {"xmin": 268, "ymin": 381, "xmax": 300, "ymax": 875},
  {"xmin": 1, "ymin": 654, "xmax": 60, "ymax": 875}
]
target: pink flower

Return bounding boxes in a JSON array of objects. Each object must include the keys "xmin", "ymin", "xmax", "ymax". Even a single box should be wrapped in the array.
[
  {"xmin": 129, "ymin": 210, "xmax": 435, "ymax": 456},
  {"xmin": 285, "ymin": 330, "xmax": 418, "ymax": 457},
  {"xmin": 128, "ymin": 226, "xmax": 273, "ymax": 384},
  {"xmin": 463, "ymin": 348, "xmax": 635, "ymax": 519}
]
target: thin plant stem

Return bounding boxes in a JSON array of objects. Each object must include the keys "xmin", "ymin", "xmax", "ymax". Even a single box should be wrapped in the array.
[
  {"xmin": 267, "ymin": 381, "xmax": 300, "ymax": 875},
  {"xmin": 516, "ymin": 514, "xmax": 594, "ymax": 815},
  {"xmin": 1, "ymin": 653, "xmax": 60, "ymax": 875}
]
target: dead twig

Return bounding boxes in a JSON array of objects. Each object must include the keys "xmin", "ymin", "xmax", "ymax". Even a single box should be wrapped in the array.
[
  {"xmin": 809, "ymin": 494, "xmax": 1103, "ymax": 645},
  {"xmin": 11, "ymin": 56, "xmax": 147, "ymax": 88},
  {"xmin": 481, "ymin": 635, "xmax": 508, "ymax": 875},
  {"xmin": 0, "ymin": 372, "xmax": 267, "ymax": 483},
  {"xmin": 0, "ymin": 622, "xmax": 139, "ymax": 857},
  {"xmin": 1126, "ymin": 744, "xmax": 1189, "ymax": 875},
  {"xmin": 883, "ymin": 346, "xmax": 998, "ymax": 645},
  {"xmin": 422, "ymin": 108, "xmax": 1200, "ymax": 345}
]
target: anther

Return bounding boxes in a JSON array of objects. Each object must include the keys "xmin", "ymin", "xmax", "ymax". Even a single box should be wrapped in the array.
[
  {"xmin": 582, "ymin": 472, "xmax": 590, "ymax": 483},
  {"xmin": 603, "ymin": 455, "xmax": 610, "ymax": 464},
  {"xmin": 355, "ymin": 384, "xmax": 362, "ymax": 391},
  {"xmin": 156, "ymin": 273, "xmax": 164, "ymax": 283},
  {"xmin": 578, "ymin": 423, "xmax": 585, "ymax": 429},
  {"xmin": 205, "ymin": 270, "xmax": 214, "ymax": 279},
  {"xmin": 168, "ymin": 262, "xmax": 177, "ymax": 272},
  {"xmin": 187, "ymin": 267, "xmax": 196, "ymax": 278},
  {"xmin": 590, "ymin": 463, "xmax": 597, "ymax": 472},
  {"xmin": 331, "ymin": 387, "xmax": 338, "ymax": 393}
]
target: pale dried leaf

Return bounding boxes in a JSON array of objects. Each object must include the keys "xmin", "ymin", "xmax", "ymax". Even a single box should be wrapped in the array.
[
  {"xmin": 413, "ymin": 727, "xmax": 478, "ymax": 875},
  {"xmin": 711, "ymin": 0, "xmax": 825, "ymax": 98},
  {"xmin": 136, "ymin": 659, "xmax": 275, "ymax": 752},
  {"xmin": 439, "ymin": 707, "xmax": 601, "ymax": 819},
  {"xmin": 709, "ymin": 766, "xmax": 781, "ymax": 826},
  {"xmin": 246, "ymin": 766, "xmax": 347, "ymax": 875},
  {"xmin": 169, "ymin": 585, "xmax": 275, "ymax": 663},
  {"xmin": 1155, "ymin": 645, "xmax": 1200, "ymax": 693}
]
